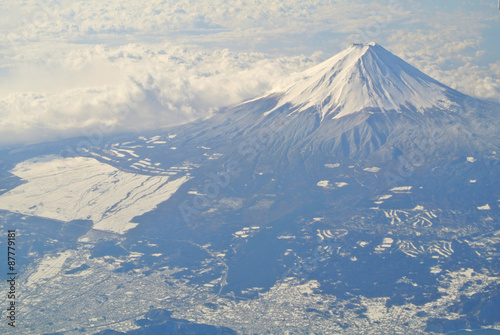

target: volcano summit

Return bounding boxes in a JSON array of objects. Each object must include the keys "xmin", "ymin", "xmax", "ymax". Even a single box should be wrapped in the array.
[{"xmin": 269, "ymin": 42, "xmax": 466, "ymax": 119}]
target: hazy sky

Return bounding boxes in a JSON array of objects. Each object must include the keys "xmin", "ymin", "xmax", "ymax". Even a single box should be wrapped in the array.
[{"xmin": 0, "ymin": 0, "xmax": 499, "ymax": 146}]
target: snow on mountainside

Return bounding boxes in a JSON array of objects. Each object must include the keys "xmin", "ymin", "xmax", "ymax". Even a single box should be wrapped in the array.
[
  {"xmin": 192, "ymin": 42, "xmax": 498, "ymax": 165},
  {"xmin": 266, "ymin": 42, "xmax": 465, "ymax": 120}
]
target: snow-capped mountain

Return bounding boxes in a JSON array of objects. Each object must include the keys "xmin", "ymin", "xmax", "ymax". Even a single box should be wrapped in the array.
[
  {"xmin": 0, "ymin": 43, "xmax": 499, "ymax": 334},
  {"xmin": 267, "ymin": 42, "xmax": 465, "ymax": 119},
  {"xmin": 140, "ymin": 42, "xmax": 498, "ymax": 175}
]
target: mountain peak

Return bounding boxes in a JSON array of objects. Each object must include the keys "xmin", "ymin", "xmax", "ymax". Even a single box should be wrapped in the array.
[
  {"xmin": 351, "ymin": 41, "xmax": 380, "ymax": 49},
  {"xmin": 268, "ymin": 42, "xmax": 462, "ymax": 120}
]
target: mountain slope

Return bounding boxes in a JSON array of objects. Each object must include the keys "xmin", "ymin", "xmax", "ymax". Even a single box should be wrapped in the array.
[{"xmin": 132, "ymin": 43, "xmax": 499, "ymax": 180}]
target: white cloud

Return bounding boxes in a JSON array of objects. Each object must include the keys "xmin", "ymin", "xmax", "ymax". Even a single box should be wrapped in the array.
[
  {"xmin": 383, "ymin": 5, "xmax": 500, "ymax": 103},
  {"xmin": 0, "ymin": 43, "xmax": 319, "ymax": 145}
]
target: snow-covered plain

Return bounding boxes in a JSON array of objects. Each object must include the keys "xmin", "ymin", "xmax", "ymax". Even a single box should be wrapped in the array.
[{"xmin": 0, "ymin": 155, "xmax": 190, "ymax": 234}]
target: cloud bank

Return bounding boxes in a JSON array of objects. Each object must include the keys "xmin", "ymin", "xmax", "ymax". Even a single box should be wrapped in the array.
[{"xmin": 0, "ymin": 43, "xmax": 320, "ymax": 146}]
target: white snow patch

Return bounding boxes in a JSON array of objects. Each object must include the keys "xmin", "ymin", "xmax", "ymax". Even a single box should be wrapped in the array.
[
  {"xmin": 382, "ymin": 238, "xmax": 393, "ymax": 244},
  {"xmin": 117, "ymin": 148, "xmax": 139, "ymax": 157},
  {"xmin": 278, "ymin": 235, "xmax": 295, "ymax": 239},
  {"xmin": 477, "ymin": 204, "xmax": 490, "ymax": 210},
  {"xmin": 317, "ymin": 180, "xmax": 329, "ymax": 188},
  {"xmin": 390, "ymin": 186, "xmax": 412, "ymax": 192},
  {"xmin": 0, "ymin": 156, "xmax": 190, "ymax": 234},
  {"xmin": 467, "ymin": 157, "xmax": 477, "ymax": 163},
  {"xmin": 27, "ymin": 250, "xmax": 72, "ymax": 286},
  {"xmin": 110, "ymin": 150, "xmax": 125, "ymax": 158},
  {"xmin": 363, "ymin": 167, "xmax": 381, "ymax": 173},
  {"xmin": 207, "ymin": 153, "xmax": 223, "ymax": 160},
  {"xmin": 324, "ymin": 163, "xmax": 340, "ymax": 168}
]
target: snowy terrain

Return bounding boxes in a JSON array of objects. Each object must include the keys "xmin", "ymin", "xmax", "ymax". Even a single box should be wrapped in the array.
[{"xmin": 0, "ymin": 155, "xmax": 190, "ymax": 234}]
